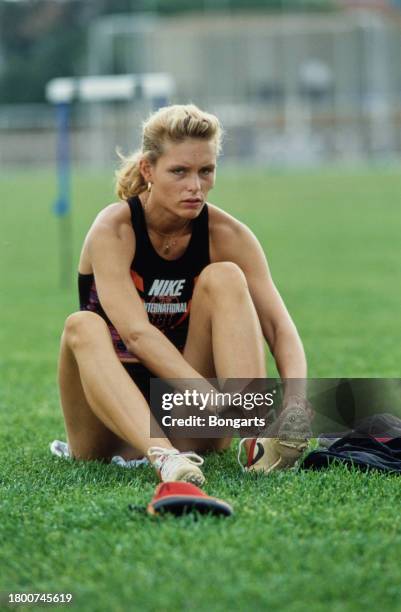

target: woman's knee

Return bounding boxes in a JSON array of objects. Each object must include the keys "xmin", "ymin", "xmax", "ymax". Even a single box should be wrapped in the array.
[
  {"xmin": 63, "ymin": 311, "xmax": 108, "ymax": 351},
  {"xmin": 197, "ymin": 262, "xmax": 248, "ymax": 297}
]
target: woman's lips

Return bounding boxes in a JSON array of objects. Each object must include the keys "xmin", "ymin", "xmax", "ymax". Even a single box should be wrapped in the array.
[{"xmin": 182, "ymin": 199, "xmax": 202, "ymax": 208}]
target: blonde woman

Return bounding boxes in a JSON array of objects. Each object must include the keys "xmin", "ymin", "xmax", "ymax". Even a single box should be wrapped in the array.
[{"xmin": 55, "ymin": 104, "xmax": 308, "ymax": 486}]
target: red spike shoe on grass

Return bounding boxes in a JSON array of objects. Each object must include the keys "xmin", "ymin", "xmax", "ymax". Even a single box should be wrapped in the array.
[{"xmin": 147, "ymin": 482, "xmax": 233, "ymax": 517}]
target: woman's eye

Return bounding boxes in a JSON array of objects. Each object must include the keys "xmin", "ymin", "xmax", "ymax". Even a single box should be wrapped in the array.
[{"xmin": 172, "ymin": 168, "xmax": 185, "ymax": 175}]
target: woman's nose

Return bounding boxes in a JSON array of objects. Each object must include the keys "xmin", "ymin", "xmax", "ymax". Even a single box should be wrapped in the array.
[{"xmin": 188, "ymin": 173, "xmax": 201, "ymax": 192}]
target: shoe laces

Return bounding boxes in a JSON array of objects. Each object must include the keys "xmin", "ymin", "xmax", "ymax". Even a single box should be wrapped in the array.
[{"xmin": 148, "ymin": 447, "xmax": 204, "ymax": 480}]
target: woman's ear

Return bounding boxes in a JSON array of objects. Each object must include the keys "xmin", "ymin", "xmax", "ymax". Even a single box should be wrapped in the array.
[{"xmin": 139, "ymin": 157, "xmax": 153, "ymax": 183}]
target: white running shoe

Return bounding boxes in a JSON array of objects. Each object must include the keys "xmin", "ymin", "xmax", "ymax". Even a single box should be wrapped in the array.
[
  {"xmin": 148, "ymin": 447, "xmax": 205, "ymax": 486},
  {"xmin": 49, "ymin": 440, "xmax": 149, "ymax": 468},
  {"xmin": 50, "ymin": 439, "xmax": 70, "ymax": 459}
]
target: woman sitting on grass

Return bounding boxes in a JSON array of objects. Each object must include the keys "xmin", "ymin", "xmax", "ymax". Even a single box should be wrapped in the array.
[{"xmin": 55, "ymin": 104, "xmax": 309, "ymax": 485}]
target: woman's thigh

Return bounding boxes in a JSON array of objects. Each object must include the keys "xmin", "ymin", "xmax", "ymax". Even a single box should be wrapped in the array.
[
  {"xmin": 58, "ymin": 317, "xmax": 144, "ymax": 461},
  {"xmin": 182, "ymin": 261, "xmax": 261, "ymax": 379}
]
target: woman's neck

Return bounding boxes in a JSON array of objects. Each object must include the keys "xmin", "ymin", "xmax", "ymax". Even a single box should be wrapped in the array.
[{"xmin": 139, "ymin": 192, "xmax": 191, "ymax": 236}]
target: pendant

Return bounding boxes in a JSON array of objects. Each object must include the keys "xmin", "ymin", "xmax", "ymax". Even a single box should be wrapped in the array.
[{"xmin": 163, "ymin": 238, "xmax": 176, "ymax": 255}]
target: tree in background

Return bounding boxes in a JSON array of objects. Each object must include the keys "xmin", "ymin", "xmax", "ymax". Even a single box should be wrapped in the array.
[{"xmin": 0, "ymin": 0, "xmax": 96, "ymax": 103}]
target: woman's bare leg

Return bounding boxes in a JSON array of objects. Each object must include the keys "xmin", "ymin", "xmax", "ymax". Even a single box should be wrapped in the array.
[
  {"xmin": 184, "ymin": 262, "xmax": 266, "ymax": 378},
  {"xmin": 173, "ymin": 262, "xmax": 266, "ymax": 453},
  {"xmin": 58, "ymin": 311, "xmax": 172, "ymax": 461}
]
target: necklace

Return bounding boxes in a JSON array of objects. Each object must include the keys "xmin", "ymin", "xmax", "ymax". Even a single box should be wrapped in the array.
[{"xmin": 143, "ymin": 201, "xmax": 191, "ymax": 255}]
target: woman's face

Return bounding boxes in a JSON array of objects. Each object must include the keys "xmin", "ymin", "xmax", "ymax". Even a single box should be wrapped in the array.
[{"xmin": 145, "ymin": 138, "xmax": 217, "ymax": 218}]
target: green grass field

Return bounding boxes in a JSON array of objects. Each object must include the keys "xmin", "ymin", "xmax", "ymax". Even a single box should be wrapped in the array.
[{"xmin": 1, "ymin": 167, "xmax": 401, "ymax": 611}]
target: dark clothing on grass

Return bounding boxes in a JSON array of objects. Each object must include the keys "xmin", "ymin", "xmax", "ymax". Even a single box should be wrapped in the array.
[{"xmin": 301, "ymin": 435, "xmax": 401, "ymax": 474}]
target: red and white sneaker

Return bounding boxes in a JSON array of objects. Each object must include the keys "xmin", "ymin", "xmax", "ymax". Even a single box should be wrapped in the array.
[
  {"xmin": 239, "ymin": 437, "xmax": 308, "ymax": 474},
  {"xmin": 147, "ymin": 447, "xmax": 205, "ymax": 486},
  {"xmin": 238, "ymin": 404, "xmax": 311, "ymax": 474}
]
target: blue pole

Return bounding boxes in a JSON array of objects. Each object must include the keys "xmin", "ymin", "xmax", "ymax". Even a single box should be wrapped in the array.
[
  {"xmin": 54, "ymin": 102, "xmax": 71, "ymax": 217},
  {"xmin": 53, "ymin": 102, "xmax": 73, "ymax": 289}
]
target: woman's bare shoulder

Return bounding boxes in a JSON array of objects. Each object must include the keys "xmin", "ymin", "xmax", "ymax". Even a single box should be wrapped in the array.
[
  {"xmin": 79, "ymin": 201, "xmax": 134, "ymax": 272},
  {"xmin": 207, "ymin": 202, "xmax": 249, "ymax": 235},
  {"xmin": 207, "ymin": 202, "xmax": 252, "ymax": 261},
  {"xmin": 91, "ymin": 201, "xmax": 132, "ymax": 234}
]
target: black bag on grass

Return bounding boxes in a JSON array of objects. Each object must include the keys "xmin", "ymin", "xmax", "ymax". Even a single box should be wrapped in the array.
[{"xmin": 301, "ymin": 435, "xmax": 401, "ymax": 474}]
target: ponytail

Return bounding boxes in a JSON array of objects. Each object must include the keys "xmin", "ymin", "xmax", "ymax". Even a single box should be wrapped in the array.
[{"xmin": 115, "ymin": 149, "xmax": 147, "ymax": 201}]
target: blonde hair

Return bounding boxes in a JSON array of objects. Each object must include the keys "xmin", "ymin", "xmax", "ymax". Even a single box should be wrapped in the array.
[{"xmin": 115, "ymin": 104, "xmax": 223, "ymax": 201}]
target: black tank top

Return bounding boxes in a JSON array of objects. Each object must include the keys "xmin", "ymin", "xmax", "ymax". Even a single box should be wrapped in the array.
[{"xmin": 78, "ymin": 196, "xmax": 210, "ymax": 360}]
